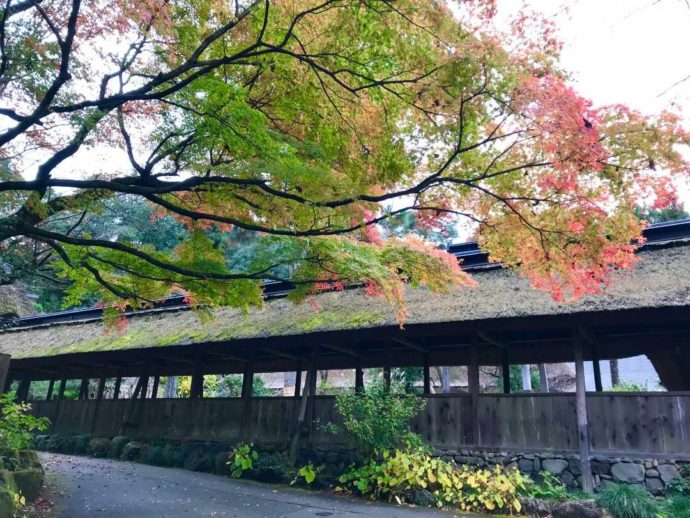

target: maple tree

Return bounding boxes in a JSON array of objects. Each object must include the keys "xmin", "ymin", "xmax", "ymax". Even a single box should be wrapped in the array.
[{"xmin": 0, "ymin": 0, "xmax": 688, "ymax": 321}]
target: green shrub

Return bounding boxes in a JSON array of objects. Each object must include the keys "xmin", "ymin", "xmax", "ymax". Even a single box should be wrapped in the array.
[
  {"xmin": 661, "ymin": 495, "xmax": 690, "ymax": 518},
  {"xmin": 337, "ymin": 448, "xmax": 527, "ymax": 514},
  {"xmin": 293, "ymin": 463, "xmax": 318, "ymax": 485},
  {"xmin": 0, "ymin": 393, "xmax": 49, "ymax": 449},
  {"xmin": 333, "ymin": 381, "xmax": 426, "ymax": 458},
  {"xmin": 227, "ymin": 443, "xmax": 258, "ymax": 478},
  {"xmin": 527, "ymin": 471, "xmax": 568, "ymax": 501},
  {"xmin": 595, "ymin": 484, "xmax": 658, "ymax": 518}
]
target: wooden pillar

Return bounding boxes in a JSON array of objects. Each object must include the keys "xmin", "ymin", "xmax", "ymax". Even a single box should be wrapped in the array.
[
  {"xmin": 289, "ymin": 359, "xmax": 314, "ymax": 463},
  {"xmin": 57, "ymin": 378, "xmax": 67, "ymax": 400},
  {"xmin": 96, "ymin": 377, "xmax": 106, "ymax": 400},
  {"xmin": 78, "ymin": 377, "xmax": 88, "ymax": 399},
  {"xmin": 191, "ymin": 355, "xmax": 204, "ymax": 399},
  {"xmin": 574, "ymin": 337, "xmax": 594, "ymax": 493},
  {"xmin": 538, "ymin": 364, "xmax": 549, "ymax": 392},
  {"xmin": 422, "ymin": 353, "xmax": 431, "ymax": 395},
  {"xmin": 151, "ymin": 376, "xmax": 160, "ymax": 399},
  {"xmin": 469, "ymin": 347, "xmax": 480, "ymax": 446},
  {"xmin": 240, "ymin": 360, "xmax": 254, "ymax": 439},
  {"xmin": 113, "ymin": 376, "xmax": 122, "ymax": 400},
  {"xmin": 609, "ymin": 359, "xmax": 620, "ymax": 386},
  {"xmin": 306, "ymin": 357, "xmax": 317, "ymax": 436},
  {"xmin": 383, "ymin": 341, "xmax": 391, "ymax": 390},
  {"xmin": 46, "ymin": 378, "xmax": 55, "ymax": 400},
  {"xmin": 0, "ymin": 353, "xmax": 10, "ymax": 394},
  {"xmin": 502, "ymin": 350, "xmax": 511, "ymax": 394},
  {"xmin": 293, "ymin": 361, "xmax": 302, "ymax": 397},
  {"xmin": 119, "ymin": 375, "xmax": 144, "ymax": 436},
  {"xmin": 16, "ymin": 378, "xmax": 30, "ymax": 401},
  {"xmin": 592, "ymin": 347, "xmax": 603, "ymax": 392},
  {"xmin": 355, "ymin": 356, "xmax": 364, "ymax": 392}
]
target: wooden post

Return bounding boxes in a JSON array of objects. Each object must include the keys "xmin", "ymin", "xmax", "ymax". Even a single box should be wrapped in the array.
[
  {"xmin": 191, "ymin": 355, "xmax": 204, "ymax": 399},
  {"xmin": 469, "ymin": 347, "xmax": 480, "ymax": 446},
  {"xmin": 289, "ymin": 363, "xmax": 313, "ymax": 463},
  {"xmin": 0, "ymin": 353, "xmax": 10, "ymax": 394},
  {"xmin": 383, "ymin": 341, "xmax": 391, "ymax": 390},
  {"xmin": 151, "ymin": 376, "xmax": 160, "ymax": 399},
  {"xmin": 423, "ymin": 353, "xmax": 431, "ymax": 395},
  {"xmin": 240, "ymin": 361, "xmax": 254, "ymax": 440},
  {"xmin": 46, "ymin": 378, "xmax": 55, "ymax": 400},
  {"xmin": 502, "ymin": 350, "xmax": 511, "ymax": 394},
  {"xmin": 574, "ymin": 337, "xmax": 594, "ymax": 493},
  {"xmin": 57, "ymin": 379, "xmax": 66, "ymax": 400},
  {"xmin": 78, "ymin": 377, "xmax": 88, "ymax": 399},
  {"xmin": 119, "ymin": 375, "xmax": 144, "ymax": 435},
  {"xmin": 96, "ymin": 377, "xmax": 106, "ymax": 400},
  {"xmin": 91, "ymin": 377, "xmax": 107, "ymax": 434},
  {"xmin": 113, "ymin": 376, "xmax": 122, "ymax": 400},
  {"xmin": 592, "ymin": 347, "xmax": 603, "ymax": 392},
  {"xmin": 538, "ymin": 364, "xmax": 549, "ymax": 392},
  {"xmin": 293, "ymin": 362, "xmax": 302, "ymax": 397},
  {"xmin": 16, "ymin": 378, "xmax": 30, "ymax": 401},
  {"xmin": 306, "ymin": 358, "xmax": 317, "ymax": 437},
  {"xmin": 355, "ymin": 357, "xmax": 364, "ymax": 392}
]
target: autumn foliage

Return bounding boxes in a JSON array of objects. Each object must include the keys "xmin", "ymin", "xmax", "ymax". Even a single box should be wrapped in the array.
[{"xmin": 0, "ymin": 0, "xmax": 688, "ymax": 321}]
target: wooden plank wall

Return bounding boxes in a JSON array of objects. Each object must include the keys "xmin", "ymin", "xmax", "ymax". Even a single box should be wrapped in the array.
[{"xmin": 29, "ymin": 393, "xmax": 690, "ymax": 457}]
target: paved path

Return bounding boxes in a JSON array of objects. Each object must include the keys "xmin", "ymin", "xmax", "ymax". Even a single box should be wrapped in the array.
[{"xmin": 40, "ymin": 453, "xmax": 475, "ymax": 518}]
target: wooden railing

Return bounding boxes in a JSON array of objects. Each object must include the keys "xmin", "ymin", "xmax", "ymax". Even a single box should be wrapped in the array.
[{"xmin": 29, "ymin": 392, "xmax": 690, "ymax": 458}]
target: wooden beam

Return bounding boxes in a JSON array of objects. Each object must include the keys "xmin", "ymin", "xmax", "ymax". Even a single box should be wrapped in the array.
[
  {"xmin": 113, "ymin": 376, "xmax": 122, "ymax": 400},
  {"xmin": 502, "ymin": 350, "xmax": 511, "ymax": 394},
  {"xmin": 0, "ymin": 354, "xmax": 9, "ymax": 393},
  {"xmin": 383, "ymin": 341, "xmax": 391, "ymax": 389},
  {"xmin": 16, "ymin": 378, "xmax": 30, "ymax": 401},
  {"xmin": 46, "ymin": 378, "xmax": 55, "ymax": 400},
  {"xmin": 96, "ymin": 377, "xmax": 106, "ymax": 401},
  {"xmin": 57, "ymin": 379, "xmax": 67, "ymax": 400},
  {"xmin": 423, "ymin": 353, "xmax": 431, "ymax": 395},
  {"xmin": 355, "ymin": 356, "xmax": 364, "ymax": 392},
  {"xmin": 322, "ymin": 344, "xmax": 358, "ymax": 357},
  {"xmin": 151, "ymin": 376, "xmax": 160, "ymax": 399},
  {"xmin": 574, "ymin": 336, "xmax": 594, "ymax": 493},
  {"xmin": 78, "ymin": 378, "xmax": 88, "ymax": 400},
  {"xmin": 261, "ymin": 348, "xmax": 299, "ymax": 361},
  {"xmin": 592, "ymin": 350, "xmax": 603, "ymax": 392},
  {"xmin": 190, "ymin": 354, "xmax": 204, "ymax": 399},
  {"xmin": 294, "ymin": 362, "xmax": 302, "ymax": 398},
  {"xmin": 392, "ymin": 337, "xmax": 428, "ymax": 352},
  {"xmin": 469, "ymin": 347, "xmax": 480, "ymax": 445}
]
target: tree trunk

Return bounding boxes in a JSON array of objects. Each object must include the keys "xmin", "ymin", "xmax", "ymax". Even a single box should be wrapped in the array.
[
  {"xmin": 521, "ymin": 364, "xmax": 532, "ymax": 392},
  {"xmin": 441, "ymin": 366, "xmax": 450, "ymax": 394},
  {"xmin": 164, "ymin": 376, "xmax": 178, "ymax": 398},
  {"xmin": 609, "ymin": 359, "xmax": 620, "ymax": 387}
]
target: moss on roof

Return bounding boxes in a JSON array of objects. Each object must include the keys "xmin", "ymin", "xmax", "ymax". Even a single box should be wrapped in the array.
[
  {"xmin": 0, "ymin": 284, "xmax": 35, "ymax": 319},
  {"xmin": 1, "ymin": 242, "xmax": 690, "ymax": 360}
]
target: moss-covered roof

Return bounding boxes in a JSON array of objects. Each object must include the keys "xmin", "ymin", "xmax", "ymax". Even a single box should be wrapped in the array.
[
  {"xmin": 1, "ymin": 242, "xmax": 689, "ymax": 360},
  {"xmin": 0, "ymin": 284, "xmax": 35, "ymax": 319}
]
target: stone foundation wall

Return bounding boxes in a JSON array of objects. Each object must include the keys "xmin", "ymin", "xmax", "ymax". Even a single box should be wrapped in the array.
[{"xmin": 434, "ymin": 448, "xmax": 687, "ymax": 496}]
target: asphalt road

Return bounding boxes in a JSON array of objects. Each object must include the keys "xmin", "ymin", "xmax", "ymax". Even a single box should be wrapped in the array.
[{"xmin": 39, "ymin": 452, "xmax": 474, "ymax": 518}]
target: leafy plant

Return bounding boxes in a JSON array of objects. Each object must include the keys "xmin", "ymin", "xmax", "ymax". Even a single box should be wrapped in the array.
[
  {"xmin": 227, "ymin": 443, "xmax": 258, "ymax": 479},
  {"xmin": 0, "ymin": 392, "xmax": 50, "ymax": 449},
  {"xmin": 337, "ymin": 448, "xmax": 527, "ymax": 514},
  {"xmin": 661, "ymin": 495, "xmax": 690, "ymax": 518},
  {"xmin": 595, "ymin": 483, "xmax": 658, "ymax": 518},
  {"xmin": 526, "ymin": 471, "xmax": 568, "ymax": 501},
  {"xmin": 666, "ymin": 465, "xmax": 690, "ymax": 497},
  {"xmin": 610, "ymin": 382, "xmax": 646, "ymax": 392},
  {"xmin": 293, "ymin": 463, "xmax": 318, "ymax": 485},
  {"xmin": 332, "ymin": 381, "xmax": 426, "ymax": 458}
]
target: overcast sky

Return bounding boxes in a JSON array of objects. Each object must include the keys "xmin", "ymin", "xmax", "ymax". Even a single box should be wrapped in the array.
[{"xmin": 498, "ymin": 0, "xmax": 690, "ymax": 202}]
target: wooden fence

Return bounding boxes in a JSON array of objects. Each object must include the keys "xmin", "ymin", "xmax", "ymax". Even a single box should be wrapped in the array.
[{"xmin": 29, "ymin": 392, "xmax": 690, "ymax": 458}]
